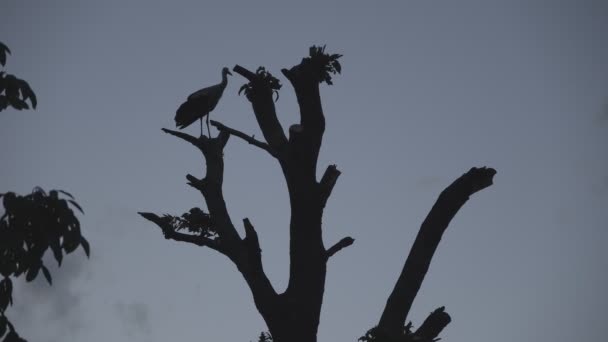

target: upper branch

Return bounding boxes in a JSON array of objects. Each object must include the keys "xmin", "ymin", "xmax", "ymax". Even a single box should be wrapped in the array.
[
  {"xmin": 233, "ymin": 65, "xmax": 287, "ymax": 150},
  {"xmin": 378, "ymin": 167, "xmax": 497, "ymax": 338},
  {"xmin": 280, "ymin": 46, "xmax": 341, "ymax": 138},
  {"xmin": 210, "ymin": 120, "xmax": 278, "ymax": 158},
  {"xmin": 162, "ymin": 128, "xmax": 206, "ymax": 148},
  {"xmin": 236, "ymin": 218, "xmax": 280, "ymax": 321},
  {"xmin": 281, "ymin": 64, "xmax": 324, "ymax": 136},
  {"xmin": 162, "ymin": 128, "xmax": 239, "ymax": 244}
]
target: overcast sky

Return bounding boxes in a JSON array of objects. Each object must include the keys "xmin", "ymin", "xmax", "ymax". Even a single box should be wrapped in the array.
[{"xmin": 1, "ymin": 1, "xmax": 607, "ymax": 341}]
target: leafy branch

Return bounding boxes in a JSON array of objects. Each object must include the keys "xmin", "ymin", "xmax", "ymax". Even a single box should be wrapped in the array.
[
  {"xmin": 0, "ymin": 42, "xmax": 37, "ymax": 112},
  {"xmin": 152, "ymin": 208, "xmax": 218, "ymax": 240},
  {"xmin": 0, "ymin": 187, "xmax": 87, "ymax": 342},
  {"xmin": 306, "ymin": 45, "xmax": 342, "ymax": 85},
  {"xmin": 238, "ymin": 67, "xmax": 282, "ymax": 102},
  {"xmin": 359, "ymin": 323, "xmax": 417, "ymax": 342}
]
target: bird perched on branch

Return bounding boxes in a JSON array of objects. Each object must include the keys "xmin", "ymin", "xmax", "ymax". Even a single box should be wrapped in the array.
[{"xmin": 175, "ymin": 67, "xmax": 232, "ymax": 137}]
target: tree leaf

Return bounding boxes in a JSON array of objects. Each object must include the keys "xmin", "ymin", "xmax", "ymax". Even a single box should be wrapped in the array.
[
  {"xmin": 68, "ymin": 200, "xmax": 84, "ymax": 214},
  {"xmin": 19, "ymin": 81, "xmax": 36, "ymax": 109},
  {"xmin": 335, "ymin": 61, "xmax": 342, "ymax": 74},
  {"xmin": 25, "ymin": 265, "xmax": 39, "ymax": 282},
  {"xmin": 58, "ymin": 190, "xmax": 74, "ymax": 199},
  {"xmin": 238, "ymin": 84, "xmax": 248, "ymax": 96},
  {"xmin": 8, "ymin": 97, "xmax": 28, "ymax": 110},
  {"xmin": 50, "ymin": 240, "xmax": 63, "ymax": 266},
  {"xmin": 80, "ymin": 236, "xmax": 90, "ymax": 258},
  {"xmin": 0, "ymin": 278, "xmax": 12, "ymax": 311},
  {"xmin": 63, "ymin": 233, "xmax": 79, "ymax": 254},
  {"xmin": 41, "ymin": 265, "xmax": 52, "ymax": 285},
  {"xmin": 0, "ymin": 41, "xmax": 10, "ymax": 67}
]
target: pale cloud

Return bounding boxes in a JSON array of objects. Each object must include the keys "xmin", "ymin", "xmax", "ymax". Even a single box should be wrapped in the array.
[
  {"xmin": 9, "ymin": 251, "xmax": 90, "ymax": 341},
  {"xmin": 115, "ymin": 301, "xmax": 151, "ymax": 336}
]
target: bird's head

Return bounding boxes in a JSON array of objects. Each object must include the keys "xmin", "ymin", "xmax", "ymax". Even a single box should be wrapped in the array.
[{"xmin": 222, "ymin": 67, "xmax": 232, "ymax": 77}]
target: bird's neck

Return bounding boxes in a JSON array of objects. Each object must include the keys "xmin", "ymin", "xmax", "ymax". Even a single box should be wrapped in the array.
[{"xmin": 221, "ymin": 73, "xmax": 228, "ymax": 88}]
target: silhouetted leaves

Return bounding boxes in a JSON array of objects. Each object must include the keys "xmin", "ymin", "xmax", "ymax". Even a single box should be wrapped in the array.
[
  {"xmin": 166, "ymin": 208, "xmax": 217, "ymax": 238},
  {"xmin": 253, "ymin": 332, "xmax": 272, "ymax": 342},
  {"xmin": 80, "ymin": 237, "xmax": 90, "ymax": 257},
  {"xmin": 0, "ymin": 187, "xmax": 87, "ymax": 315},
  {"xmin": 0, "ymin": 42, "xmax": 37, "ymax": 112},
  {"xmin": 0, "ymin": 42, "xmax": 9, "ymax": 67},
  {"xmin": 239, "ymin": 67, "xmax": 281, "ymax": 102},
  {"xmin": 41, "ymin": 265, "xmax": 52, "ymax": 285},
  {"xmin": 306, "ymin": 45, "xmax": 343, "ymax": 85},
  {"xmin": 359, "ymin": 323, "xmax": 422, "ymax": 342},
  {"xmin": 0, "ymin": 278, "xmax": 12, "ymax": 312}
]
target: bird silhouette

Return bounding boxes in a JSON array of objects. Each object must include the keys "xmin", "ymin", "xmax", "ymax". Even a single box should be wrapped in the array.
[{"xmin": 175, "ymin": 67, "xmax": 232, "ymax": 137}]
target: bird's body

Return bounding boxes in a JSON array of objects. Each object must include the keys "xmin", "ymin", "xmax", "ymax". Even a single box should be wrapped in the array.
[{"xmin": 175, "ymin": 67, "xmax": 231, "ymax": 136}]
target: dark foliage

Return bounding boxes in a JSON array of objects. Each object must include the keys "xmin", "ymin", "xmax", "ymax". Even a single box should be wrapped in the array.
[
  {"xmin": 238, "ymin": 67, "xmax": 282, "ymax": 102},
  {"xmin": 145, "ymin": 208, "xmax": 218, "ymax": 239},
  {"xmin": 0, "ymin": 187, "xmax": 87, "ymax": 341},
  {"xmin": 359, "ymin": 323, "xmax": 437, "ymax": 342},
  {"xmin": 255, "ymin": 332, "xmax": 273, "ymax": 342},
  {"xmin": 0, "ymin": 42, "xmax": 37, "ymax": 112},
  {"xmin": 306, "ymin": 45, "xmax": 342, "ymax": 85}
]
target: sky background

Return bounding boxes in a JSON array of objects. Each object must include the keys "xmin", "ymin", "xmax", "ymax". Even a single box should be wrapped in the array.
[{"xmin": 1, "ymin": 1, "xmax": 607, "ymax": 341}]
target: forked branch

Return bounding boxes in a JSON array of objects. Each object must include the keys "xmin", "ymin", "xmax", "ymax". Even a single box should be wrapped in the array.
[{"xmin": 378, "ymin": 167, "xmax": 497, "ymax": 338}]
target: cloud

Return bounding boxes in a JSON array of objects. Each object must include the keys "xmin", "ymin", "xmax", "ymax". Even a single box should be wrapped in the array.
[
  {"xmin": 115, "ymin": 301, "xmax": 151, "ymax": 336},
  {"xmin": 8, "ymin": 250, "xmax": 90, "ymax": 341}
]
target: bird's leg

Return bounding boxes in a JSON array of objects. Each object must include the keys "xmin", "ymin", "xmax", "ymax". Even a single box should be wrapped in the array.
[
  {"xmin": 206, "ymin": 115, "xmax": 212, "ymax": 138},
  {"xmin": 200, "ymin": 117, "xmax": 204, "ymax": 137}
]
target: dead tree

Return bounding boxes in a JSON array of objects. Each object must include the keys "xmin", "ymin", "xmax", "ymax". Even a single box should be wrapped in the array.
[{"xmin": 139, "ymin": 46, "xmax": 496, "ymax": 342}]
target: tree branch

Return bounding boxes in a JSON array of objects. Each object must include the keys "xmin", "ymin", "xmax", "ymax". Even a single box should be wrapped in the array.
[
  {"xmin": 210, "ymin": 120, "xmax": 278, "ymax": 158},
  {"xmin": 243, "ymin": 218, "xmax": 261, "ymax": 254},
  {"xmin": 233, "ymin": 64, "xmax": 256, "ymax": 80},
  {"xmin": 281, "ymin": 62, "xmax": 325, "ymax": 136},
  {"xmin": 138, "ymin": 212, "xmax": 224, "ymax": 253},
  {"xmin": 325, "ymin": 236, "xmax": 354, "ymax": 260},
  {"xmin": 414, "ymin": 307, "xmax": 452, "ymax": 341},
  {"xmin": 235, "ymin": 218, "xmax": 281, "ymax": 325},
  {"xmin": 162, "ymin": 128, "xmax": 206, "ymax": 148},
  {"xmin": 378, "ymin": 167, "xmax": 497, "ymax": 338},
  {"xmin": 233, "ymin": 65, "xmax": 287, "ymax": 150},
  {"xmin": 319, "ymin": 164, "xmax": 341, "ymax": 209}
]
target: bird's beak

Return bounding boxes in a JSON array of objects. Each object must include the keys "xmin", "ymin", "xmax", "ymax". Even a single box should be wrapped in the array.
[{"xmin": 227, "ymin": 70, "xmax": 233, "ymax": 76}]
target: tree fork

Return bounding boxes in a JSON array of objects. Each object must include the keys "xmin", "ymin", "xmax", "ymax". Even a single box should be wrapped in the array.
[{"xmin": 140, "ymin": 129, "xmax": 280, "ymax": 335}]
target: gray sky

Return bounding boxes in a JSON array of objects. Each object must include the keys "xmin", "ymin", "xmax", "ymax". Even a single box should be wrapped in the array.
[{"xmin": 1, "ymin": 1, "xmax": 607, "ymax": 341}]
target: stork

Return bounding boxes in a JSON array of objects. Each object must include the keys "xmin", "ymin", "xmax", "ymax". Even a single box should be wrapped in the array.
[{"xmin": 175, "ymin": 67, "xmax": 232, "ymax": 137}]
